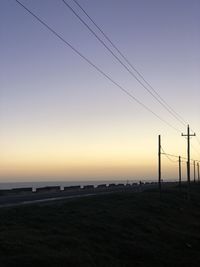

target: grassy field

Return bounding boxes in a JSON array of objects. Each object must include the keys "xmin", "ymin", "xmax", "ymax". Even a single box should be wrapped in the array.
[{"xmin": 0, "ymin": 184, "xmax": 200, "ymax": 267}]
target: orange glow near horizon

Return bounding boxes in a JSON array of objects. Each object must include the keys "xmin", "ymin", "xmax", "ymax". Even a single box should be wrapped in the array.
[
  {"xmin": 0, "ymin": 119, "xmax": 192, "ymax": 181},
  {"xmin": 0, "ymin": 127, "xmax": 188, "ymax": 182}
]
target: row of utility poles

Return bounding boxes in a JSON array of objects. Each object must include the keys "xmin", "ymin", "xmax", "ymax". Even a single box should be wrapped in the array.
[
  {"xmin": 158, "ymin": 125, "xmax": 199, "ymax": 199},
  {"xmin": 178, "ymin": 157, "xmax": 200, "ymax": 186}
]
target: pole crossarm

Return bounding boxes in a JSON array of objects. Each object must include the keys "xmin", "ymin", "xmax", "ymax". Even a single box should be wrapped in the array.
[{"xmin": 181, "ymin": 125, "xmax": 196, "ymax": 200}]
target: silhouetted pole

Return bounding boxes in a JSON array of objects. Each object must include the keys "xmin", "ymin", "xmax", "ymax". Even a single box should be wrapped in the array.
[
  {"xmin": 181, "ymin": 125, "xmax": 196, "ymax": 200},
  {"xmin": 178, "ymin": 156, "xmax": 182, "ymax": 191},
  {"xmin": 158, "ymin": 135, "xmax": 161, "ymax": 197},
  {"xmin": 198, "ymin": 163, "xmax": 200, "ymax": 183},
  {"xmin": 194, "ymin": 160, "xmax": 196, "ymax": 183}
]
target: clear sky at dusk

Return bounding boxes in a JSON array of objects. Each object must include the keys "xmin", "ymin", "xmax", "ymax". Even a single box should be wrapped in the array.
[{"xmin": 1, "ymin": 0, "xmax": 200, "ymax": 182}]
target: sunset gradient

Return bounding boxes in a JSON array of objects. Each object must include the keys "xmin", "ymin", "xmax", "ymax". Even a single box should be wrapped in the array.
[{"xmin": 1, "ymin": 0, "xmax": 200, "ymax": 182}]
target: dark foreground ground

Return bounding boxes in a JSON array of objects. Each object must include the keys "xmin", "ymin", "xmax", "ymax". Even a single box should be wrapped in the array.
[{"xmin": 0, "ymin": 184, "xmax": 200, "ymax": 267}]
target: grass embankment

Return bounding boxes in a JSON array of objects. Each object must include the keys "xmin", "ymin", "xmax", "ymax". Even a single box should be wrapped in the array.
[{"xmin": 0, "ymin": 184, "xmax": 200, "ymax": 267}]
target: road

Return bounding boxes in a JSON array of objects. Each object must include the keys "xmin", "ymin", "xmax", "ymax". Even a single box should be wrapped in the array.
[{"xmin": 0, "ymin": 182, "xmax": 174, "ymax": 208}]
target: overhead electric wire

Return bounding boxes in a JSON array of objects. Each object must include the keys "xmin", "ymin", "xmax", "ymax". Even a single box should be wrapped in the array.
[
  {"xmin": 161, "ymin": 147, "xmax": 200, "ymax": 163},
  {"xmin": 161, "ymin": 147, "xmax": 178, "ymax": 163},
  {"xmin": 61, "ymin": 0, "xmax": 187, "ymax": 128},
  {"xmin": 190, "ymin": 127, "xmax": 200, "ymax": 150},
  {"xmin": 182, "ymin": 134, "xmax": 200, "ymax": 158},
  {"xmin": 194, "ymin": 134, "xmax": 200, "ymax": 147},
  {"xmin": 73, "ymin": 0, "xmax": 188, "ymax": 125},
  {"xmin": 191, "ymin": 143, "xmax": 200, "ymax": 158},
  {"xmin": 69, "ymin": 0, "xmax": 200, "ymax": 155},
  {"xmin": 182, "ymin": 132, "xmax": 200, "ymax": 158},
  {"xmin": 14, "ymin": 0, "xmax": 181, "ymax": 133},
  {"xmin": 196, "ymin": 136, "xmax": 200, "ymax": 146}
]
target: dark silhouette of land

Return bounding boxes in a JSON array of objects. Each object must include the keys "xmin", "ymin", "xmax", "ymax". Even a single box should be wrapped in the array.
[
  {"xmin": 0, "ymin": 182, "xmax": 157, "ymax": 207},
  {"xmin": 0, "ymin": 184, "xmax": 200, "ymax": 266}
]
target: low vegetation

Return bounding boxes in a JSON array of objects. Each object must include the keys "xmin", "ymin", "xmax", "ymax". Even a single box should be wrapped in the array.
[{"xmin": 0, "ymin": 184, "xmax": 200, "ymax": 266}]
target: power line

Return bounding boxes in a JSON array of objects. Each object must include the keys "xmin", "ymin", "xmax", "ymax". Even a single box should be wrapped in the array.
[
  {"xmin": 71, "ymin": 0, "xmax": 189, "ymax": 128},
  {"xmin": 183, "ymin": 134, "xmax": 200, "ymax": 159},
  {"xmin": 195, "ymin": 135, "xmax": 200, "ymax": 147},
  {"xmin": 191, "ymin": 143, "xmax": 200, "ymax": 158},
  {"xmin": 14, "ymin": 0, "xmax": 181, "ymax": 133},
  {"xmin": 162, "ymin": 153, "xmax": 178, "ymax": 163},
  {"xmin": 196, "ymin": 136, "xmax": 200, "ymax": 146},
  {"xmin": 69, "ymin": 0, "xmax": 200, "ymax": 158},
  {"xmin": 161, "ymin": 147, "xmax": 200, "ymax": 163},
  {"xmin": 190, "ymin": 127, "xmax": 200, "ymax": 150},
  {"xmin": 62, "ymin": 0, "xmax": 187, "ymax": 128},
  {"xmin": 71, "ymin": 0, "xmax": 188, "ymax": 127},
  {"xmin": 161, "ymin": 147, "xmax": 179, "ymax": 163}
]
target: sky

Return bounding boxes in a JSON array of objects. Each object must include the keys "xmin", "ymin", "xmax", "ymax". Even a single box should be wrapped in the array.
[{"xmin": 0, "ymin": 0, "xmax": 200, "ymax": 182}]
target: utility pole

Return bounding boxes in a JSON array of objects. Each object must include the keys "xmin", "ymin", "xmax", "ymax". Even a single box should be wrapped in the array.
[
  {"xmin": 181, "ymin": 125, "xmax": 196, "ymax": 199},
  {"xmin": 178, "ymin": 156, "xmax": 182, "ymax": 191},
  {"xmin": 194, "ymin": 160, "xmax": 196, "ymax": 183},
  {"xmin": 158, "ymin": 135, "xmax": 161, "ymax": 197},
  {"xmin": 197, "ymin": 162, "xmax": 200, "ymax": 183}
]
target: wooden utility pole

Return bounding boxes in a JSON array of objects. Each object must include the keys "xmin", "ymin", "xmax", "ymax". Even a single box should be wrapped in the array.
[
  {"xmin": 197, "ymin": 162, "xmax": 200, "ymax": 183},
  {"xmin": 178, "ymin": 156, "xmax": 182, "ymax": 191},
  {"xmin": 181, "ymin": 125, "xmax": 196, "ymax": 199},
  {"xmin": 194, "ymin": 160, "xmax": 196, "ymax": 183},
  {"xmin": 158, "ymin": 135, "xmax": 161, "ymax": 197}
]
